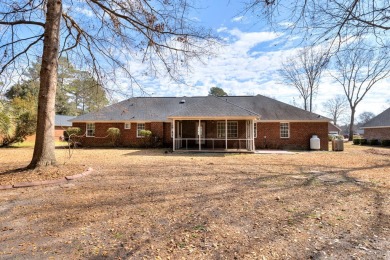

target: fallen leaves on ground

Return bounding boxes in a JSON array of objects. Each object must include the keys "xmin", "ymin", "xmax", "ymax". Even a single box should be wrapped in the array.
[{"xmin": 0, "ymin": 143, "xmax": 389, "ymax": 259}]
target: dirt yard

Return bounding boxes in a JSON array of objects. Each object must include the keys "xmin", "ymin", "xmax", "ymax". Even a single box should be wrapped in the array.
[{"xmin": 0, "ymin": 143, "xmax": 389, "ymax": 259}]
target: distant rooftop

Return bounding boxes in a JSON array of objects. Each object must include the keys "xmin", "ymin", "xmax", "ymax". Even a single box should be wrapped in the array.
[
  {"xmin": 55, "ymin": 115, "xmax": 76, "ymax": 127},
  {"xmin": 362, "ymin": 107, "xmax": 390, "ymax": 128}
]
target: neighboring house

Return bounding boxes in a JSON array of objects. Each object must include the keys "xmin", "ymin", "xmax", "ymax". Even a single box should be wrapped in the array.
[
  {"xmin": 328, "ymin": 123, "xmax": 342, "ymax": 136},
  {"xmin": 71, "ymin": 95, "xmax": 330, "ymax": 151},
  {"xmin": 361, "ymin": 107, "xmax": 390, "ymax": 141},
  {"xmin": 26, "ymin": 115, "xmax": 76, "ymax": 142}
]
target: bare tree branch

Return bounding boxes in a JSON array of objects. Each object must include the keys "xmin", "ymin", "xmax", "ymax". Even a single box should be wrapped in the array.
[
  {"xmin": 243, "ymin": 0, "xmax": 390, "ymax": 49},
  {"xmin": 0, "ymin": 0, "xmax": 216, "ymax": 167},
  {"xmin": 0, "ymin": 20, "xmax": 45, "ymax": 27},
  {"xmin": 330, "ymin": 40, "xmax": 390, "ymax": 140},
  {"xmin": 279, "ymin": 45, "xmax": 329, "ymax": 112},
  {"xmin": 322, "ymin": 95, "xmax": 349, "ymax": 125}
]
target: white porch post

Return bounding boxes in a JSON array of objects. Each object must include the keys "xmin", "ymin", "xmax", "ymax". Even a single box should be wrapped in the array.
[
  {"xmin": 172, "ymin": 119, "xmax": 175, "ymax": 151},
  {"xmin": 198, "ymin": 119, "xmax": 201, "ymax": 151},
  {"xmin": 252, "ymin": 119, "xmax": 255, "ymax": 152},
  {"xmin": 225, "ymin": 119, "xmax": 228, "ymax": 150}
]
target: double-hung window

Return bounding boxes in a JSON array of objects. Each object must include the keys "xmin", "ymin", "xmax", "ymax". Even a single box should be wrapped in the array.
[
  {"xmin": 280, "ymin": 122, "xmax": 289, "ymax": 138},
  {"xmin": 217, "ymin": 121, "xmax": 238, "ymax": 138},
  {"xmin": 137, "ymin": 123, "xmax": 145, "ymax": 138},
  {"xmin": 86, "ymin": 123, "xmax": 95, "ymax": 137}
]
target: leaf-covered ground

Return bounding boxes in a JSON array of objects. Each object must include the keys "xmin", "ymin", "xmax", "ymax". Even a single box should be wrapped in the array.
[{"xmin": 0, "ymin": 144, "xmax": 389, "ymax": 259}]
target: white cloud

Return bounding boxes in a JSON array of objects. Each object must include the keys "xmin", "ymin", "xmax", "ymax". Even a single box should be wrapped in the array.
[
  {"xmin": 116, "ymin": 28, "xmax": 389, "ymax": 117},
  {"xmin": 278, "ymin": 22, "xmax": 294, "ymax": 28},
  {"xmin": 216, "ymin": 27, "xmax": 228, "ymax": 33},
  {"xmin": 231, "ymin": 16, "xmax": 244, "ymax": 22},
  {"xmin": 75, "ymin": 7, "xmax": 94, "ymax": 17}
]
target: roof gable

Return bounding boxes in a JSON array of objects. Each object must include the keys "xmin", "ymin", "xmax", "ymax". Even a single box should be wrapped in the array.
[
  {"xmin": 169, "ymin": 96, "xmax": 259, "ymax": 118},
  {"xmin": 362, "ymin": 107, "xmax": 390, "ymax": 128}
]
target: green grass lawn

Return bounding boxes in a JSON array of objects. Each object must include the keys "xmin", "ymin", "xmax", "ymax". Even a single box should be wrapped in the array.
[{"xmin": 11, "ymin": 141, "xmax": 69, "ymax": 148}]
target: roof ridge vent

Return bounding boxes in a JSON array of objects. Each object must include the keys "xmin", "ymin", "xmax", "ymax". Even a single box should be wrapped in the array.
[{"xmin": 179, "ymin": 99, "xmax": 186, "ymax": 104}]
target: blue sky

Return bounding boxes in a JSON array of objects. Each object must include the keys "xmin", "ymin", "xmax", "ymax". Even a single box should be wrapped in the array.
[
  {"xmin": 117, "ymin": 0, "xmax": 389, "ymax": 121},
  {"xmin": 1, "ymin": 1, "xmax": 387, "ymax": 121}
]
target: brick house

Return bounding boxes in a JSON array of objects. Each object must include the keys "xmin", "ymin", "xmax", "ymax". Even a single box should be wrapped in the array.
[
  {"xmin": 361, "ymin": 107, "xmax": 390, "ymax": 141},
  {"xmin": 26, "ymin": 115, "xmax": 75, "ymax": 142},
  {"xmin": 71, "ymin": 95, "xmax": 330, "ymax": 151}
]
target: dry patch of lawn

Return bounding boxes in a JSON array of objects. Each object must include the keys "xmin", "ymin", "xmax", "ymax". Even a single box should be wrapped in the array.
[{"xmin": 0, "ymin": 143, "xmax": 389, "ymax": 259}]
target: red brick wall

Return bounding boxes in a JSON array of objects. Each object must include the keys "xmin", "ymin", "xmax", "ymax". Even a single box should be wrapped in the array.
[
  {"xmin": 364, "ymin": 128, "xmax": 390, "ymax": 141},
  {"xmin": 72, "ymin": 121, "xmax": 328, "ymax": 150},
  {"xmin": 163, "ymin": 122, "xmax": 172, "ymax": 146},
  {"xmin": 72, "ymin": 122, "xmax": 168, "ymax": 147},
  {"xmin": 255, "ymin": 122, "xmax": 328, "ymax": 150},
  {"xmin": 25, "ymin": 126, "xmax": 70, "ymax": 142}
]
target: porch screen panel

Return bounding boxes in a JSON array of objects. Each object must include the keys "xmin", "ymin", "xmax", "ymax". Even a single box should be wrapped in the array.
[{"xmin": 217, "ymin": 121, "xmax": 238, "ymax": 138}]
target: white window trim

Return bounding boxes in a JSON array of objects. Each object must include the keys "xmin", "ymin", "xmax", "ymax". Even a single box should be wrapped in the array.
[
  {"xmin": 137, "ymin": 123, "xmax": 145, "ymax": 138},
  {"xmin": 254, "ymin": 122, "xmax": 257, "ymax": 138},
  {"xmin": 124, "ymin": 122, "xmax": 131, "ymax": 129},
  {"xmin": 86, "ymin": 123, "xmax": 95, "ymax": 137},
  {"xmin": 217, "ymin": 121, "xmax": 238, "ymax": 139},
  {"xmin": 280, "ymin": 122, "xmax": 290, "ymax": 139}
]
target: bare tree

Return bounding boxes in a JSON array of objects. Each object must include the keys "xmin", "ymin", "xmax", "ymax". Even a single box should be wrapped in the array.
[
  {"xmin": 0, "ymin": 0, "xmax": 215, "ymax": 168},
  {"xmin": 358, "ymin": 111, "xmax": 375, "ymax": 125},
  {"xmin": 331, "ymin": 41, "xmax": 390, "ymax": 141},
  {"xmin": 322, "ymin": 95, "xmax": 348, "ymax": 126},
  {"xmin": 280, "ymin": 46, "xmax": 329, "ymax": 112},
  {"xmin": 243, "ymin": 0, "xmax": 390, "ymax": 49}
]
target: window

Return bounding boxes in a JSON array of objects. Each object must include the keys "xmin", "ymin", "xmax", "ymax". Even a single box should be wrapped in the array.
[
  {"xmin": 217, "ymin": 121, "xmax": 238, "ymax": 138},
  {"xmin": 137, "ymin": 123, "xmax": 145, "ymax": 138},
  {"xmin": 86, "ymin": 123, "xmax": 95, "ymax": 137},
  {"xmin": 280, "ymin": 122, "xmax": 289, "ymax": 138},
  {"xmin": 124, "ymin": 122, "xmax": 131, "ymax": 129},
  {"xmin": 254, "ymin": 122, "xmax": 257, "ymax": 138}
]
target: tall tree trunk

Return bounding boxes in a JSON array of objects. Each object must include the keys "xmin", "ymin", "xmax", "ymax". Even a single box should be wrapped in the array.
[
  {"xmin": 348, "ymin": 107, "xmax": 355, "ymax": 141},
  {"xmin": 303, "ymin": 97, "xmax": 308, "ymax": 111},
  {"xmin": 28, "ymin": 0, "xmax": 62, "ymax": 168}
]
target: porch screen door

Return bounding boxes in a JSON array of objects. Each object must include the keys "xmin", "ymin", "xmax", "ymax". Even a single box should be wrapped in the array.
[
  {"xmin": 176, "ymin": 121, "xmax": 182, "ymax": 149},
  {"xmin": 246, "ymin": 120, "xmax": 253, "ymax": 151},
  {"xmin": 195, "ymin": 122, "xmax": 205, "ymax": 144}
]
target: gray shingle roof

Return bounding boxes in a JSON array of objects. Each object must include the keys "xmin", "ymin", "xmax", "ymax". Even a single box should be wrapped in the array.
[
  {"xmin": 224, "ymin": 95, "xmax": 327, "ymax": 121},
  {"xmin": 71, "ymin": 95, "xmax": 329, "ymax": 122},
  {"xmin": 72, "ymin": 97, "xmax": 200, "ymax": 122},
  {"xmin": 328, "ymin": 123, "xmax": 341, "ymax": 132},
  {"xmin": 55, "ymin": 115, "xmax": 75, "ymax": 127},
  {"xmin": 169, "ymin": 96, "xmax": 259, "ymax": 118},
  {"xmin": 362, "ymin": 107, "xmax": 390, "ymax": 128}
]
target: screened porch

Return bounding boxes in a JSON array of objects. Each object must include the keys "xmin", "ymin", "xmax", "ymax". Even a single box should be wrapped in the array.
[{"xmin": 172, "ymin": 119, "xmax": 256, "ymax": 152}]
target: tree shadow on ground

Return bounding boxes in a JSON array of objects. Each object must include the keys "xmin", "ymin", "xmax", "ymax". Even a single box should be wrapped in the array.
[
  {"xmin": 0, "ymin": 167, "xmax": 28, "ymax": 176},
  {"xmin": 0, "ymin": 159, "xmax": 389, "ymax": 259}
]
